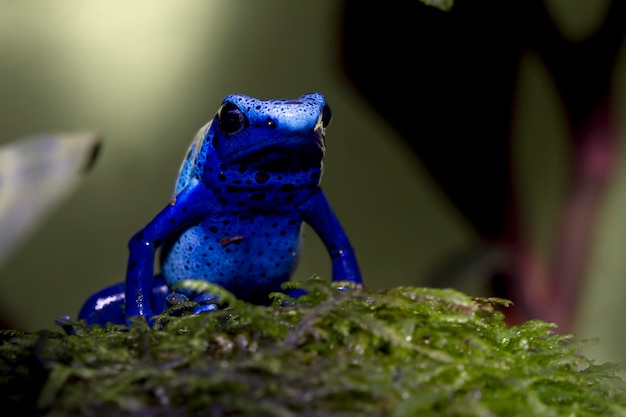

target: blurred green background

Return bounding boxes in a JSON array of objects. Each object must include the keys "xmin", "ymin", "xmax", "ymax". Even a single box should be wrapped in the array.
[{"xmin": 0, "ymin": 1, "xmax": 624, "ymax": 365}]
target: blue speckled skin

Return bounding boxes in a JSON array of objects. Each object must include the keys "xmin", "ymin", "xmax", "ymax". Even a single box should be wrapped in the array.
[{"xmin": 79, "ymin": 93, "xmax": 362, "ymax": 325}]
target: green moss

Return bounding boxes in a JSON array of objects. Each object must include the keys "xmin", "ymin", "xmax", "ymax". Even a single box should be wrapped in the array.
[{"xmin": 1, "ymin": 277, "xmax": 624, "ymax": 416}]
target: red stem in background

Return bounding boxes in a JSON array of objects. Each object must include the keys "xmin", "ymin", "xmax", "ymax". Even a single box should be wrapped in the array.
[
  {"xmin": 513, "ymin": 102, "xmax": 619, "ymax": 331},
  {"xmin": 506, "ymin": 0, "xmax": 625, "ymax": 331}
]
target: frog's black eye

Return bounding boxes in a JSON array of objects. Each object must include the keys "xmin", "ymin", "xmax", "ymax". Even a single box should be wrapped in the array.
[
  {"xmin": 217, "ymin": 102, "xmax": 248, "ymax": 135},
  {"xmin": 321, "ymin": 104, "xmax": 332, "ymax": 128}
]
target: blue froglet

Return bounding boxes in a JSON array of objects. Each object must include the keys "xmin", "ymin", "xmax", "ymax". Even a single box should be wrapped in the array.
[{"xmin": 78, "ymin": 93, "xmax": 362, "ymax": 326}]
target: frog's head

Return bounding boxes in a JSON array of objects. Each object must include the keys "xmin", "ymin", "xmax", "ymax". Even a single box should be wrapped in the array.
[{"xmin": 209, "ymin": 93, "xmax": 330, "ymax": 173}]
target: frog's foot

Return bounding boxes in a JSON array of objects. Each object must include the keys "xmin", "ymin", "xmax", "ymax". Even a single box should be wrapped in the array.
[
  {"xmin": 78, "ymin": 282, "xmax": 127, "ymax": 327},
  {"xmin": 163, "ymin": 291, "xmax": 223, "ymax": 316},
  {"xmin": 79, "ymin": 276, "xmax": 169, "ymax": 328},
  {"xmin": 281, "ymin": 280, "xmax": 363, "ymax": 306},
  {"xmin": 281, "ymin": 287, "xmax": 308, "ymax": 305}
]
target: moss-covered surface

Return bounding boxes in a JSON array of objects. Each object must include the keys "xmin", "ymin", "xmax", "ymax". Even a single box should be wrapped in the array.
[{"xmin": 1, "ymin": 277, "xmax": 624, "ymax": 416}]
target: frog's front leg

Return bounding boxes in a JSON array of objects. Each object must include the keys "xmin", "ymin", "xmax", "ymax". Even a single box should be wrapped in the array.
[
  {"xmin": 125, "ymin": 179, "xmax": 214, "ymax": 323},
  {"xmin": 303, "ymin": 189, "xmax": 362, "ymax": 284}
]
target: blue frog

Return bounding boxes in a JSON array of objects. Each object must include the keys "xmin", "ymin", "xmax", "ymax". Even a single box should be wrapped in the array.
[{"xmin": 78, "ymin": 93, "xmax": 362, "ymax": 326}]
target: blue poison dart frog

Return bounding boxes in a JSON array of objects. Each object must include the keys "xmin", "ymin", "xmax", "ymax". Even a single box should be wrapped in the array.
[{"xmin": 78, "ymin": 93, "xmax": 362, "ymax": 326}]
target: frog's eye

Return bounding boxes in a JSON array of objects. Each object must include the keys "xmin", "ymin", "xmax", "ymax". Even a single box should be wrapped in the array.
[
  {"xmin": 217, "ymin": 102, "xmax": 248, "ymax": 135},
  {"xmin": 321, "ymin": 104, "xmax": 332, "ymax": 128}
]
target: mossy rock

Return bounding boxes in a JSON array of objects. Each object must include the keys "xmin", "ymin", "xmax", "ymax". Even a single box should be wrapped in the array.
[{"xmin": 1, "ymin": 277, "xmax": 624, "ymax": 416}]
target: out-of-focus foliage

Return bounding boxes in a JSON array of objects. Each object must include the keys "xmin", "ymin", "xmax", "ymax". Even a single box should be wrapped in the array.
[
  {"xmin": 0, "ymin": 133, "xmax": 100, "ymax": 270},
  {"xmin": 0, "ymin": 277, "xmax": 623, "ymax": 416}
]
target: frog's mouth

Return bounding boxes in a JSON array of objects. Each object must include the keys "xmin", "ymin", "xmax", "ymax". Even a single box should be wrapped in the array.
[{"xmin": 232, "ymin": 143, "xmax": 324, "ymax": 173}]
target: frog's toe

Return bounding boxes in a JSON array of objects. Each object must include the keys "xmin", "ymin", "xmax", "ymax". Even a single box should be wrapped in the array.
[
  {"xmin": 191, "ymin": 293, "xmax": 221, "ymax": 314},
  {"xmin": 162, "ymin": 291, "xmax": 191, "ymax": 317},
  {"xmin": 193, "ymin": 293, "xmax": 220, "ymax": 304},
  {"xmin": 193, "ymin": 303, "xmax": 219, "ymax": 314},
  {"xmin": 283, "ymin": 287, "xmax": 308, "ymax": 303},
  {"xmin": 163, "ymin": 291, "xmax": 222, "ymax": 317},
  {"xmin": 165, "ymin": 292, "xmax": 189, "ymax": 306}
]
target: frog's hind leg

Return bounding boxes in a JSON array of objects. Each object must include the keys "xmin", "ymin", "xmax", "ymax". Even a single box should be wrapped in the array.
[{"xmin": 78, "ymin": 276, "xmax": 169, "ymax": 326}]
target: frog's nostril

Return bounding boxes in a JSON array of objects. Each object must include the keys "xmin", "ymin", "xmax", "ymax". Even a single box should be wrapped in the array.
[{"xmin": 265, "ymin": 117, "xmax": 276, "ymax": 129}]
